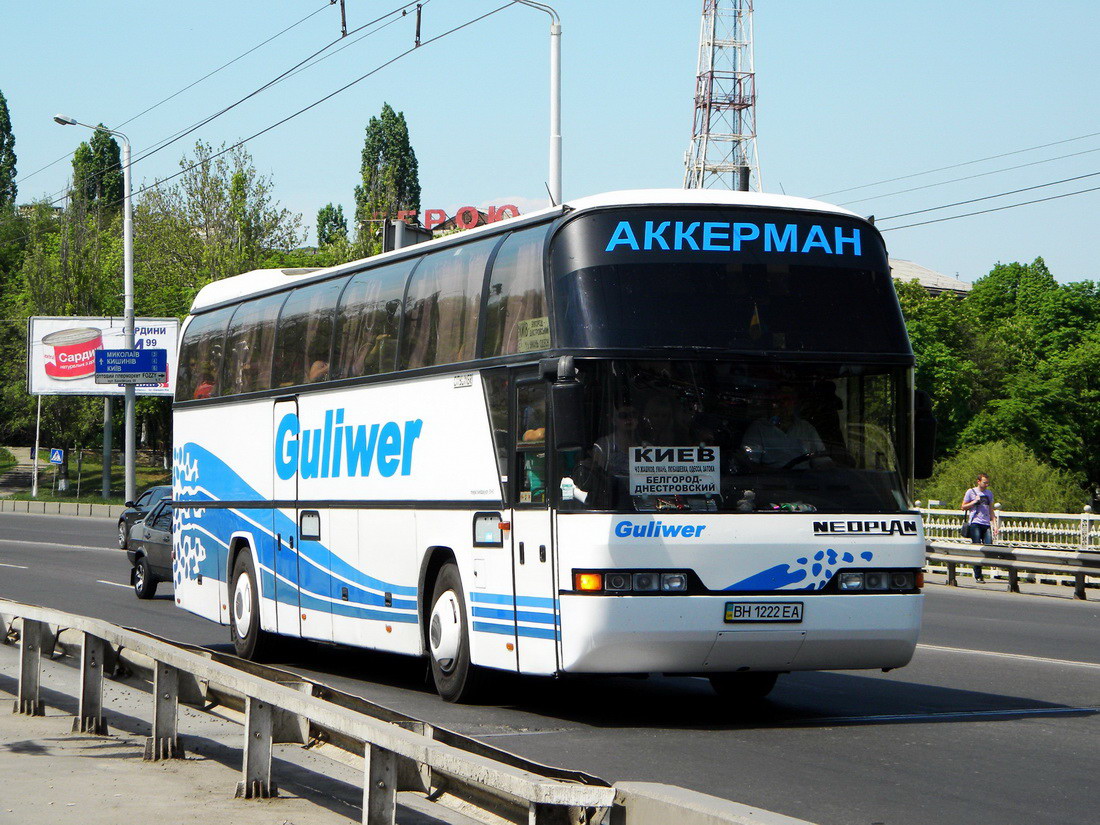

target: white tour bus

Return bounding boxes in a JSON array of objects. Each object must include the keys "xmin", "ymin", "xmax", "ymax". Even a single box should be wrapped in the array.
[{"xmin": 172, "ymin": 189, "xmax": 936, "ymax": 702}]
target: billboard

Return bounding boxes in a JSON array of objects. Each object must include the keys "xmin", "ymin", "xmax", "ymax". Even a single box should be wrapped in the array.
[{"xmin": 28, "ymin": 316, "xmax": 179, "ymax": 396}]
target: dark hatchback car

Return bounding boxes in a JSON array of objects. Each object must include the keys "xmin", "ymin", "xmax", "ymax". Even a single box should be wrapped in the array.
[
  {"xmin": 127, "ymin": 499, "xmax": 173, "ymax": 599},
  {"xmin": 117, "ymin": 485, "xmax": 171, "ymax": 549}
]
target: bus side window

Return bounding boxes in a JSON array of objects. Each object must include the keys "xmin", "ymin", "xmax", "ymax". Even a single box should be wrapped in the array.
[
  {"xmin": 516, "ymin": 383, "xmax": 547, "ymax": 505},
  {"xmin": 176, "ymin": 308, "xmax": 232, "ymax": 401},
  {"xmin": 272, "ymin": 278, "xmax": 345, "ymax": 387},
  {"xmin": 484, "ymin": 226, "xmax": 549, "ymax": 357},
  {"xmin": 401, "ymin": 239, "xmax": 496, "ymax": 370},
  {"xmin": 333, "ymin": 262, "xmax": 411, "ymax": 379},
  {"xmin": 221, "ymin": 294, "xmax": 285, "ymax": 395},
  {"xmin": 482, "ymin": 371, "xmax": 510, "ymax": 491}
]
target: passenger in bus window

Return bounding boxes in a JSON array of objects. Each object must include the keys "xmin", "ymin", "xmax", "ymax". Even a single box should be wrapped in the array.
[
  {"xmin": 740, "ymin": 386, "xmax": 827, "ymax": 469},
  {"xmin": 193, "ymin": 370, "xmax": 215, "ymax": 399},
  {"xmin": 572, "ymin": 404, "xmax": 638, "ymax": 505},
  {"xmin": 639, "ymin": 395, "xmax": 679, "ymax": 445},
  {"xmin": 307, "ymin": 359, "xmax": 329, "ymax": 382}
]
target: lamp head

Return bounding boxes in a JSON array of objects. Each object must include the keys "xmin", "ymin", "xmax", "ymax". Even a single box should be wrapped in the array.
[{"xmin": 53, "ymin": 114, "xmax": 77, "ymax": 126}]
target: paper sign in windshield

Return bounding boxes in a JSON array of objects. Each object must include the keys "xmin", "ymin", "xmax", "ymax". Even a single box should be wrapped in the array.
[{"xmin": 629, "ymin": 446, "xmax": 720, "ymax": 495}]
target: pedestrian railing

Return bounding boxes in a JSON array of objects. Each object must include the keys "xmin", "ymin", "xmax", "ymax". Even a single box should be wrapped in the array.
[
  {"xmin": 918, "ymin": 506, "xmax": 1100, "ymax": 553},
  {"xmin": 0, "ymin": 598, "xmax": 816, "ymax": 825}
]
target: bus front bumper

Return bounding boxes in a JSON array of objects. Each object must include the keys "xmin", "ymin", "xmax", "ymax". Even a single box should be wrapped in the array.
[{"xmin": 557, "ymin": 593, "xmax": 922, "ymax": 674}]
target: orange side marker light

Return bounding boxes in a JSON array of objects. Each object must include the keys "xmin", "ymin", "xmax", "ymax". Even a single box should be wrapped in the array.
[{"xmin": 575, "ymin": 572, "xmax": 603, "ymax": 591}]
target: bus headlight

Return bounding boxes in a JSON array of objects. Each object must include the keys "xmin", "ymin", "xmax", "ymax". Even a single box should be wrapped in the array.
[
  {"xmin": 605, "ymin": 572, "xmax": 632, "ymax": 591},
  {"xmin": 890, "ymin": 572, "xmax": 915, "ymax": 590},
  {"xmin": 661, "ymin": 573, "xmax": 688, "ymax": 592},
  {"xmin": 632, "ymin": 572, "xmax": 660, "ymax": 592},
  {"xmin": 839, "ymin": 572, "xmax": 864, "ymax": 591},
  {"xmin": 864, "ymin": 571, "xmax": 890, "ymax": 590}
]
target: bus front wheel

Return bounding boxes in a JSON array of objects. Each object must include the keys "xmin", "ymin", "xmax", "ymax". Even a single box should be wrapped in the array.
[
  {"xmin": 709, "ymin": 671, "xmax": 779, "ymax": 701},
  {"xmin": 428, "ymin": 563, "xmax": 481, "ymax": 703},
  {"xmin": 230, "ymin": 552, "xmax": 272, "ymax": 660}
]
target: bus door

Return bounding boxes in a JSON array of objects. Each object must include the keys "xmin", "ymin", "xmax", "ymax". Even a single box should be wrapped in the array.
[
  {"xmin": 272, "ymin": 398, "xmax": 301, "ymax": 637},
  {"xmin": 510, "ymin": 378, "xmax": 558, "ymax": 674}
]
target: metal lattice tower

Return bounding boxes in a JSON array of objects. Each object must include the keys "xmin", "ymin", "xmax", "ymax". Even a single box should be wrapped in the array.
[{"xmin": 684, "ymin": 0, "xmax": 761, "ymax": 191}]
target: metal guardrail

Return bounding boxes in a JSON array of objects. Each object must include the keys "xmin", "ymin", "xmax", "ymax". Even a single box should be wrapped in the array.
[
  {"xmin": 925, "ymin": 541, "xmax": 1100, "ymax": 600},
  {"xmin": 0, "ymin": 598, "xmax": 614, "ymax": 825},
  {"xmin": 919, "ymin": 507, "xmax": 1100, "ymax": 552},
  {"xmin": 0, "ymin": 597, "xmax": 817, "ymax": 825}
]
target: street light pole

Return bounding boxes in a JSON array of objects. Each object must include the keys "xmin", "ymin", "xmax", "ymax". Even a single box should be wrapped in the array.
[
  {"xmin": 53, "ymin": 115, "xmax": 136, "ymax": 504},
  {"xmin": 513, "ymin": 1, "xmax": 562, "ymax": 206}
]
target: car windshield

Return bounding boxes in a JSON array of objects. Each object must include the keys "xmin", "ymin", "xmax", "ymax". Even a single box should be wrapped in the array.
[{"xmin": 559, "ymin": 360, "xmax": 911, "ymax": 514}]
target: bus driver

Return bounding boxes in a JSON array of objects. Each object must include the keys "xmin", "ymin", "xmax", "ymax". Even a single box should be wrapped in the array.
[{"xmin": 740, "ymin": 385, "xmax": 827, "ymax": 469}]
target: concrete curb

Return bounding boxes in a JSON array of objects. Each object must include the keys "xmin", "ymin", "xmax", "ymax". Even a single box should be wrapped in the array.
[
  {"xmin": 614, "ymin": 782, "xmax": 819, "ymax": 825},
  {"xmin": 0, "ymin": 497, "xmax": 123, "ymax": 519}
]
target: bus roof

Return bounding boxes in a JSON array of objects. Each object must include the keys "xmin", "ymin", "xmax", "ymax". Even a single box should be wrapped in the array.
[{"xmin": 187, "ymin": 189, "xmax": 866, "ymax": 314}]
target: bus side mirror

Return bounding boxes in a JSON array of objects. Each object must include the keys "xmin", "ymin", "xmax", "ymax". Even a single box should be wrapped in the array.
[
  {"xmin": 552, "ymin": 381, "xmax": 585, "ymax": 451},
  {"xmin": 914, "ymin": 390, "xmax": 936, "ymax": 479}
]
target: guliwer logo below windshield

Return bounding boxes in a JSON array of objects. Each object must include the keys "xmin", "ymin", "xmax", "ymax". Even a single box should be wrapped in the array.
[{"xmin": 276, "ymin": 410, "xmax": 423, "ymax": 480}]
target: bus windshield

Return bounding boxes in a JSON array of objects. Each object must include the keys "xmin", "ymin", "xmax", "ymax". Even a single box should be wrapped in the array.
[{"xmin": 561, "ymin": 360, "xmax": 911, "ymax": 515}]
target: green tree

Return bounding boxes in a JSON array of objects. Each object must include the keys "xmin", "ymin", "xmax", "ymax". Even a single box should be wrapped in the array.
[
  {"xmin": 71, "ymin": 127, "xmax": 122, "ymax": 211},
  {"xmin": 353, "ymin": 103, "xmax": 420, "ymax": 252},
  {"xmin": 915, "ymin": 441, "xmax": 1085, "ymax": 514},
  {"xmin": 0, "ymin": 198, "xmax": 120, "ymax": 447},
  {"xmin": 135, "ymin": 140, "xmax": 304, "ymax": 315},
  {"xmin": 894, "ymin": 278, "xmax": 981, "ymax": 456},
  {"xmin": 0, "ymin": 89, "xmax": 16, "ymax": 207},
  {"xmin": 316, "ymin": 203, "xmax": 347, "ymax": 247}
]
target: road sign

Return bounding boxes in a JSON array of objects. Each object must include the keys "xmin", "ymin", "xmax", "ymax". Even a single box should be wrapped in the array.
[
  {"xmin": 95, "ymin": 348, "xmax": 168, "ymax": 385},
  {"xmin": 49, "ymin": 448, "xmax": 64, "ymax": 465}
]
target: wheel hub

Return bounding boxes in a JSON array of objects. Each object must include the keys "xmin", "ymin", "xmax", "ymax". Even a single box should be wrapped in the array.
[
  {"xmin": 233, "ymin": 574, "xmax": 253, "ymax": 638},
  {"xmin": 429, "ymin": 590, "xmax": 461, "ymax": 672}
]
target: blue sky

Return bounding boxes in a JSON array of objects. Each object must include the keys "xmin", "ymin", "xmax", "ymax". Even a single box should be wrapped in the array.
[{"xmin": 4, "ymin": 1, "xmax": 1098, "ymax": 283}]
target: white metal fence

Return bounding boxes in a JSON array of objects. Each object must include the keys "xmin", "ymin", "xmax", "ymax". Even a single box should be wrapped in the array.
[{"xmin": 917, "ymin": 506, "xmax": 1100, "ymax": 553}]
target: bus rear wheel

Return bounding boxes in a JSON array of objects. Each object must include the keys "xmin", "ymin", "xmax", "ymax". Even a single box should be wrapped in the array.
[
  {"xmin": 709, "ymin": 671, "xmax": 779, "ymax": 701},
  {"xmin": 230, "ymin": 551, "xmax": 272, "ymax": 660},
  {"xmin": 428, "ymin": 563, "xmax": 481, "ymax": 703}
]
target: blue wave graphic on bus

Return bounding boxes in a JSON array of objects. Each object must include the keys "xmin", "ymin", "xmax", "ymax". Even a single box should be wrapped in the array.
[
  {"xmin": 725, "ymin": 548, "xmax": 869, "ymax": 591},
  {"xmin": 173, "ymin": 442, "xmax": 417, "ymax": 623}
]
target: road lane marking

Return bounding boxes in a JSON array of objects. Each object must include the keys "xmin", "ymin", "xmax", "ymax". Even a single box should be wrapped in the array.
[
  {"xmin": 0, "ymin": 538, "xmax": 112, "ymax": 552},
  {"xmin": 96, "ymin": 580, "xmax": 131, "ymax": 590},
  {"xmin": 786, "ymin": 705, "xmax": 1100, "ymax": 726},
  {"xmin": 918, "ymin": 643, "xmax": 1100, "ymax": 671},
  {"xmin": 0, "ymin": 562, "xmax": 29, "ymax": 569}
]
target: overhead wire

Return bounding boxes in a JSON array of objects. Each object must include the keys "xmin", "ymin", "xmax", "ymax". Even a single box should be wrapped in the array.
[
  {"xmin": 18, "ymin": 1, "xmax": 517, "ymax": 229},
  {"xmin": 880, "ymin": 184, "xmax": 1100, "ymax": 232},
  {"xmin": 14, "ymin": 0, "xmax": 334, "ymax": 190},
  {"xmin": 129, "ymin": 0, "xmax": 428, "ymax": 169},
  {"xmin": 838, "ymin": 145, "xmax": 1100, "ymax": 207},
  {"xmin": 129, "ymin": 2, "xmax": 517, "ymax": 203},
  {"xmin": 21, "ymin": 0, "xmax": 423, "ymax": 217},
  {"xmin": 813, "ymin": 130, "xmax": 1100, "ymax": 199},
  {"xmin": 877, "ymin": 170, "xmax": 1100, "ymax": 222}
]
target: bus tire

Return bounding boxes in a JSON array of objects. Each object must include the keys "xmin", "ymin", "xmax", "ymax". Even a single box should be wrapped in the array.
[
  {"xmin": 230, "ymin": 551, "xmax": 272, "ymax": 661},
  {"xmin": 709, "ymin": 671, "xmax": 779, "ymax": 701},
  {"xmin": 133, "ymin": 556, "xmax": 157, "ymax": 600},
  {"xmin": 428, "ymin": 563, "xmax": 481, "ymax": 703}
]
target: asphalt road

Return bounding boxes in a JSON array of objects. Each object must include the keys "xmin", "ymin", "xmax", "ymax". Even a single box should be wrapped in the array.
[{"xmin": 1, "ymin": 511, "xmax": 1098, "ymax": 825}]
